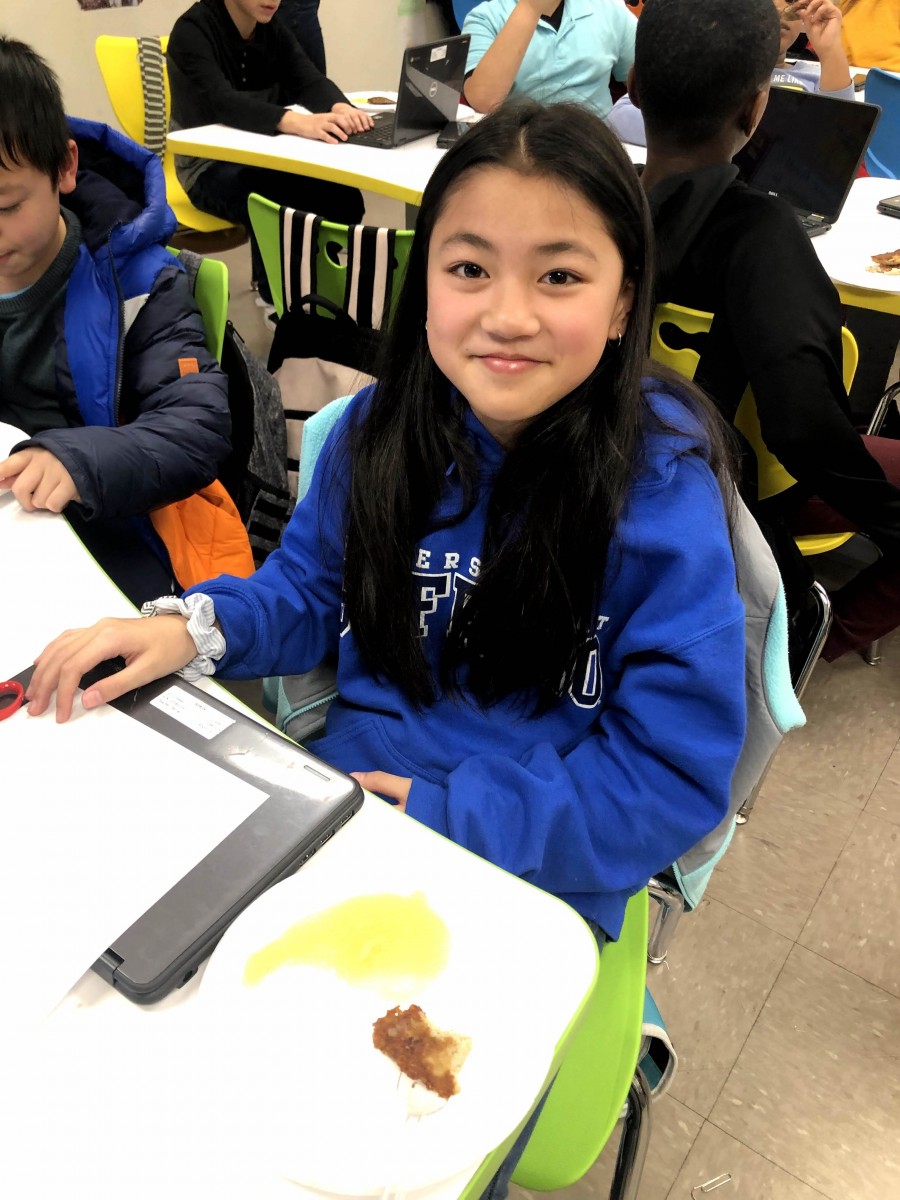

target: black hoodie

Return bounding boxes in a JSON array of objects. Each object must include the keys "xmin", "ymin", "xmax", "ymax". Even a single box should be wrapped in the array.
[{"xmin": 649, "ymin": 165, "xmax": 900, "ymax": 579}]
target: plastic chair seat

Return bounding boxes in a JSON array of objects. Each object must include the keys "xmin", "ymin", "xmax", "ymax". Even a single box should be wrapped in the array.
[{"xmin": 95, "ymin": 35, "xmax": 241, "ymax": 238}]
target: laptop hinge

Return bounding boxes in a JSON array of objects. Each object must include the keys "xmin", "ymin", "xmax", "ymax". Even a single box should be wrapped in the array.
[{"xmin": 92, "ymin": 948, "xmax": 124, "ymax": 986}]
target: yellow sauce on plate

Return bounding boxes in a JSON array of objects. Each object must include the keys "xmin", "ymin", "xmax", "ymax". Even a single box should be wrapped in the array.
[{"xmin": 244, "ymin": 891, "xmax": 449, "ymax": 992}]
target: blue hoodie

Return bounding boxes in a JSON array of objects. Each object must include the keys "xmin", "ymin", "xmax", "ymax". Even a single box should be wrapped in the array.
[{"xmin": 189, "ymin": 384, "xmax": 746, "ymax": 939}]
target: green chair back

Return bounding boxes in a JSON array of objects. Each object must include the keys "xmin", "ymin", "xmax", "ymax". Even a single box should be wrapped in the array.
[
  {"xmin": 247, "ymin": 192, "xmax": 413, "ymax": 322},
  {"xmin": 192, "ymin": 256, "xmax": 229, "ymax": 363},
  {"xmin": 511, "ymin": 889, "xmax": 649, "ymax": 1190}
]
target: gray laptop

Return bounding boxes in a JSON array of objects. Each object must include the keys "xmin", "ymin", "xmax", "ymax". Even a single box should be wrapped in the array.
[{"xmin": 349, "ymin": 34, "xmax": 470, "ymax": 149}]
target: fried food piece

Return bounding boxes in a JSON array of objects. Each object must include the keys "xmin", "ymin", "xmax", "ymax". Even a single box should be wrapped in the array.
[
  {"xmin": 372, "ymin": 1004, "xmax": 472, "ymax": 1100},
  {"xmin": 868, "ymin": 249, "xmax": 900, "ymax": 275},
  {"xmin": 366, "ymin": 95, "xmax": 394, "ymax": 105}
]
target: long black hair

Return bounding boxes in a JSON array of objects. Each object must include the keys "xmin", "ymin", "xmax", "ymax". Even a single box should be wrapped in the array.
[{"xmin": 342, "ymin": 101, "xmax": 730, "ymax": 711}]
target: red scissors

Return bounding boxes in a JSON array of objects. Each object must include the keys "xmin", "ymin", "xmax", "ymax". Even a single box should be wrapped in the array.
[{"xmin": 0, "ymin": 679, "xmax": 26, "ymax": 721}]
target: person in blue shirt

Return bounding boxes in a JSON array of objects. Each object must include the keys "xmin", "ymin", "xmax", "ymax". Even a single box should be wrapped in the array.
[
  {"xmin": 463, "ymin": 0, "xmax": 636, "ymax": 117},
  {"xmin": 28, "ymin": 101, "xmax": 745, "ymax": 949},
  {"xmin": 608, "ymin": 0, "xmax": 854, "ymax": 146}
]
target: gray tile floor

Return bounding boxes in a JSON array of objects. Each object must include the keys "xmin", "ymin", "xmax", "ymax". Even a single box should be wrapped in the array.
[{"xmin": 212, "ymin": 242, "xmax": 900, "ymax": 1200}]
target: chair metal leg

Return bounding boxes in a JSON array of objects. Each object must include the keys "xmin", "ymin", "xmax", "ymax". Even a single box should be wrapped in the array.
[
  {"xmin": 864, "ymin": 638, "xmax": 882, "ymax": 666},
  {"xmin": 647, "ymin": 876, "xmax": 685, "ymax": 964},
  {"xmin": 792, "ymin": 581, "xmax": 833, "ymax": 701},
  {"xmin": 609, "ymin": 1067, "xmax": 652, "ymax": 1200}
]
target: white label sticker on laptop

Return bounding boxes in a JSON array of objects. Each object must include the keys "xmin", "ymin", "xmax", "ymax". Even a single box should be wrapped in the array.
[
  {"xmin": 150, "ymin": 686, "xmax": 235, "ymax": 740},
  {"xmin": 431, "ymin": 44, "xmax": 447, "ymax": 62}
]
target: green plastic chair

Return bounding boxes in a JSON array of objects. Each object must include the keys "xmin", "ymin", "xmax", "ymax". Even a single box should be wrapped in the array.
[
  {"xmin": 457, "ymin": 889, "xmax": 651, "ymax": 1200},
  {"xmin": 513, "ymin": 889, "xmax": 650, "ymax": 1196},
  {"xmin": 246, "ymin": 192, "xmax": 414, "ymax": 322},
  {"xmin": 191, "ymin": 256, "xmax": 229, "ymax": 364},
  {"xmin": 166, "ymin": 247, "xmax": 228, "ymax": 364}
]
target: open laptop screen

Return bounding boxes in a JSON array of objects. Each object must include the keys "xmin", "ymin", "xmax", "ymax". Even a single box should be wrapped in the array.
[
  {"xmin": 394, "ymin": 35, "xmax": 470, "ymax": 142},
  {"xmin": 732, "ymin": 87, "xmax": 880, "ymax": 222}
]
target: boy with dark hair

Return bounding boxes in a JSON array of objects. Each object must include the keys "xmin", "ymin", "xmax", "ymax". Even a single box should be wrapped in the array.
[
  {"xmin": 168, "ymin": 0, "xmax": 370, "ymax": 305},
  {"xmin": 632, "ymin": 0, "xmax": 900, "ymax": 661},
  {"xmin": 608, "ymin": 0, "xmax": 854, "ymax": 145},
  {"xmin": 0, "ymin": 36, "xmax": 242, "ymax": 604}
]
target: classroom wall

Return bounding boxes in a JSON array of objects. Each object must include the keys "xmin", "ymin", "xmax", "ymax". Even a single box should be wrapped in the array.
[{"xmin": 1, "ymin": 0, "xmax": 447, "ymax": 128}]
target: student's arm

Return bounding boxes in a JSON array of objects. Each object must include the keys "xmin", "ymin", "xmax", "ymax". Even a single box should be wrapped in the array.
[
  {"xmin": 24, "ymin": 264, "xmax": 231, "ymax": 520},
  {"xmin": 404, "ymin": 458, "xmax": 746, "ymax": 918},
  {"xmin": 717, "ymin": 202, "xmax": 900, "ymax": 556},
  {"xmin": 611, "ymin": 5, "xmax": 637, "ymax": 83},
  {"xmin": 463, "ymin": 0, "xmax": 547, "ymax": 113},
  {"xmin": 800, "ymin": 0, "xmax": 852, "ymax": 93},
  {"xmin": 26, "ymin": 398, "xmax": 362, "ymax": 721},
  {"xmin": 606, "ymin": 95, "xmax": 647, "ymax": 146},
  {"xmin": 274, "ymin": 22, "xmax": 346, "ymax": 114}
]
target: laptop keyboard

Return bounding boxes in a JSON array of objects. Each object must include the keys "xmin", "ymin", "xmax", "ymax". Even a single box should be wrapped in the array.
[
  {"xmin": 349, "ymin": 116, "xmax": 397, "ymax": 148},
  {"xmin": 798, "ymin": 212, "xmax": 832, "ymax": 238}
]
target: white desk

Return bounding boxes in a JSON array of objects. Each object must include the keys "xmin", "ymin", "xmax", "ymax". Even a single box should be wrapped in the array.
[
  {"xmin": 168, "ymin": 122, "xmax": 451, "ymax": 210},
  {"xmin": 813, "ymin": 175, "xmax": 900, "ymax": 317},
  {"xmin": 0, "ymin": 489, "xmax": 599, "ymax": 1200}
]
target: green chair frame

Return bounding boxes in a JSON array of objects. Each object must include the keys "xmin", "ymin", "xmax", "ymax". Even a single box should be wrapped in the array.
[
  {"xmin": 458, "ymin": 890, "xmax": 651, "ymax": 1200},
  {"xmin": 168, "ymin": 248, "xmax": 229, "ymax": 364},
  {"xmin": 246, "ymin": 192, "xmax": 414, "ymax": 322},
  {"xmin": 191, "ymin": 256, "xmax": 229, "ymax": 364}
]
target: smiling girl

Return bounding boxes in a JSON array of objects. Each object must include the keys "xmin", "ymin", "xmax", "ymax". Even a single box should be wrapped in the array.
[{"xmin": 28, "ymin": 102, "xmax": 746, "ymax": 946}]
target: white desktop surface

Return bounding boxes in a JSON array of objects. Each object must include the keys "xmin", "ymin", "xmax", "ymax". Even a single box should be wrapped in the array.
[
  {"xmin": 168, "ymin": 120, "xmax": 457, "ymax": 208},
  {"xmin": 813, "ymin": 175, "xmax": 900, "ymax": 304},
  {"xmin": 0, "ymin": 493, "xmax": 599, "ymax": 1200}
]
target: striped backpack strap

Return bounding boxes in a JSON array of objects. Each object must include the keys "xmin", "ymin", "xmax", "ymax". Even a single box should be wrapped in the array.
[
  {"xmin": 137, "ymin": 37, "xmax": 167, "ymax": 161},
  {"xmin": 280, "ymin": 208, "xmax": 323, "ymax": 314},
  {"xmin": 344, "ymin": 224, "xmax": 397, "ymax": 330}
]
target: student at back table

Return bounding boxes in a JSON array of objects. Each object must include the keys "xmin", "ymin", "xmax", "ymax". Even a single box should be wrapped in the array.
[
  {"xmin": 608, "ymin": 0, "xmax": 854, "ymax": 146},
  {"xmin": 840, "ymin": 0, "xmax": 900, "ymax": 70},
  {"xmin": 0, "ymin": 36, "xmax": 244, "ymax": 606},
  {"xmin": 631, "ymin": 0, "xmax": 900, "ymax": 661},
  {"xmin": 462, "ymin": 0, "xmax": 636, "ymax": 117},
  {"xmin": 168, "ymin": 0, "xmax": 372, "ymax": 305}
]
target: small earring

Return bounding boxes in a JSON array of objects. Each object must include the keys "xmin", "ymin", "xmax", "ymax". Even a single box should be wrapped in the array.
[{"xmin": 617, "ymin": 330, "xmax": 624, "ymax": 347}]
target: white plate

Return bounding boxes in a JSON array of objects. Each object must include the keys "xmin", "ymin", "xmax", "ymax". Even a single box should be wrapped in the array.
[
  {"xmin": 347, "ymin": 90, "xmax": 398, "ymax": 113},
  {"xmin": 197, "ymin": 875, "xmax": 558, "ymax": 1196}
]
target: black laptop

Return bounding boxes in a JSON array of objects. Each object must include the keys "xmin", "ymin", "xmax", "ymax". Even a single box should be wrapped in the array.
[
  {"xmin": 349, "ymin": 34, "xmax": 470, "ymax": 149},
  {"xmin": 732, "ymin": 86, "xmax": 881, "ymax": 236}
]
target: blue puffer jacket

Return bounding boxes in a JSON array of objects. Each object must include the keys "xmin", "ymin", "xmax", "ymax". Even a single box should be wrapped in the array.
[{"xmin": 19, "ymin": 117, "xmax": 230, "ymax": 536}]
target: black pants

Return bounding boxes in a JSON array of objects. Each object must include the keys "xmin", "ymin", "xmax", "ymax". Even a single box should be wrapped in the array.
[
  {"xmin": 188, "ymin": 162, "xmax": 364, "ymax": 302},
  {"xmin": 276, "ymin": 0, "xmax": 326, "ymax": 73}
]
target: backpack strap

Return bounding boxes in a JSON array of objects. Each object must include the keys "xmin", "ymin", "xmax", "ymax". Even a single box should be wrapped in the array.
[{"xmin": 137, "ymin": 37, "xmax": 167, "ymax": 161}]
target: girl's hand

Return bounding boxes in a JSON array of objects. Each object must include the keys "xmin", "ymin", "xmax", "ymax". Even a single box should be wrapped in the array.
[
  {"xmin": 350, "ymin": 771, "xmax": 412, "ymax": 811},
  {"xmin": 26, "ymin": 615, "xmax": 198, "ymax": 723},
  {"xmin": 330, "ymin": 102, "xmax": 374, "ymax": 134},
  {"xmin": 800, "ymin": 0, "xmax": 843, "ymax": 55}
]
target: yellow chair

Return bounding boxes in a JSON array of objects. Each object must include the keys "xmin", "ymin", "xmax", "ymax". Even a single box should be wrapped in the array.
[
  {"xmin": 95, "ymin": 35, "xmax": 243, "ymax": 244},
  {"xmin": 651, "ymin": 301, "xmax": 859, "ymax": 558}
]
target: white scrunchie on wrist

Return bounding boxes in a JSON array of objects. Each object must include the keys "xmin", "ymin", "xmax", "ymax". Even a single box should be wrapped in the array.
[{"xmin": 140, "ymin": 593, "xmax": 226, "ymax": 680}]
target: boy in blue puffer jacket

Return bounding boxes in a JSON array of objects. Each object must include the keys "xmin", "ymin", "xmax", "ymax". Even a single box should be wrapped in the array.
[{"xmin": 0, "ymin": 36, "xmax": 235, "ymax": 604}]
